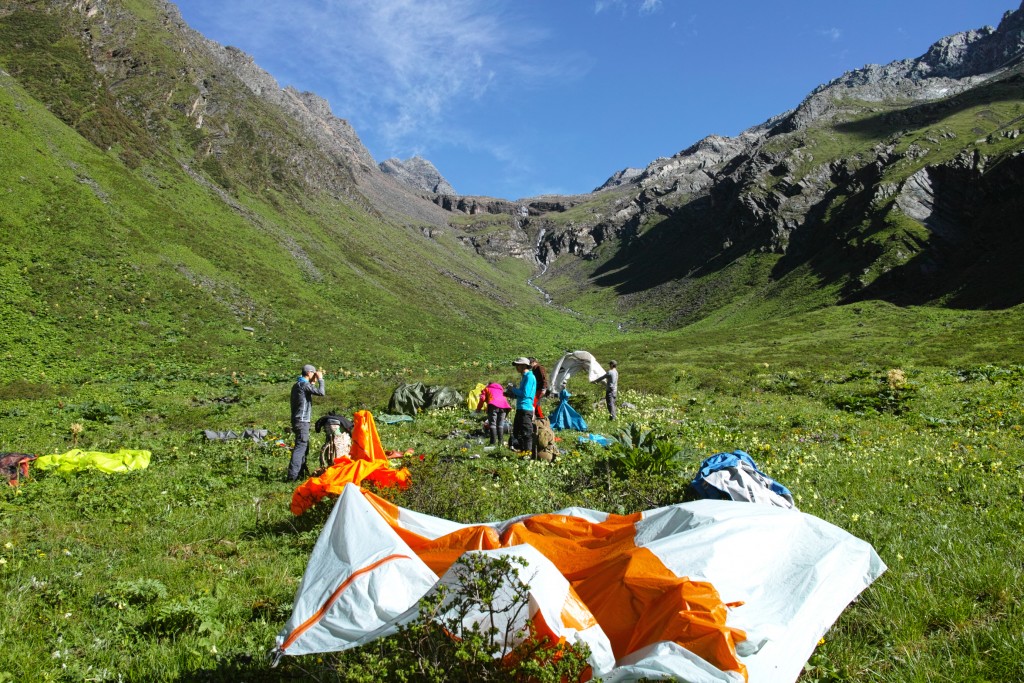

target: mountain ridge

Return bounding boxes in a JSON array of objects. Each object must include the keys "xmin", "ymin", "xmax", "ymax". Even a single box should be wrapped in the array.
[
  {"xmin": 430, "ymin": 2, "xmax": 1024, "ymax": 324},
  {"xmin": 0, "ymin": 0, "xmax": 591, "ymax": 380}
]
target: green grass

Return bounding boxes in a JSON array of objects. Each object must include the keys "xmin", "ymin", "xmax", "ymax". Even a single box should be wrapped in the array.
[{"xmin": 1, "ymin": 305, "xmax": 1022, "ymax": 681}]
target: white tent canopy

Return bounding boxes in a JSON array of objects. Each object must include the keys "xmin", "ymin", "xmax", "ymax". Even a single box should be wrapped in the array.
[
  {"xmin": 273, "ymin": 484, "xmax": 886, "ymax": 681},
  {"xmin": 549, "ymin": 350, "xmax": 606, "ymax": 395}
]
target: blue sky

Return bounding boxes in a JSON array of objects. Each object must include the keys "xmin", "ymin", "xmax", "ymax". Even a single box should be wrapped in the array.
[{"xmin": 173, "ymin": 0, "xmax": 1018, "ymax": 200}]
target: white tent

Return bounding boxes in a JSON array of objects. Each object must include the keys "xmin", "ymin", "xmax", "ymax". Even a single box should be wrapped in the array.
[
  {"xmin": 272, "ymin": 484, "xmax": 886, "ymax": 682},
  {"xmin": 549, "ymin": 350, "xmax": 607, "ymax": 395}
]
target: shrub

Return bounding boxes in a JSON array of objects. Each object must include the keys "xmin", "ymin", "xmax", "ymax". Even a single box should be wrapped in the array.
[
  {"xmin": 833, "ymin": 367, "xmax": 917, "ymax": 415},
  {"xmin": 98, "ymin": 578, "xmax": 168, "ymax": 610},
  {"xmin": 336, "ymin": 554, "xmax": 590, "ymax": 682},
  {"xmin": 607, "ymin": 423, "xmax": 685, "ymax": 478}
]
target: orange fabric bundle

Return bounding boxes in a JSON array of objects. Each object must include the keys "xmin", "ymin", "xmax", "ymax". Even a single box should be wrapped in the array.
[
  {"xmin": 349, "ymin": 410, "xmax": 388, "ymax": 462},
  {"xmin": 290, "ymin": 411, "xmax": 410, "ymax": 515}
]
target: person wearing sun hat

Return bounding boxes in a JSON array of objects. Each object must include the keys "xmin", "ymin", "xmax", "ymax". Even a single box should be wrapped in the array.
[
  {"xmin": 506, "ymin": 357, "xmax": 537, "ymax": 453},
  {"xmin": 287, "ymin": 363, "xmax": 325, "ymax": 481}
]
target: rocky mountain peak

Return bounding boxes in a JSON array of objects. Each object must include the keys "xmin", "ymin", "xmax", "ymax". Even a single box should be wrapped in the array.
[
  {"xmin": 378, "ymin": 156, "xmax": 456, "ymax": 195},
  {"xmin": 778, "ymin": 1, "xmax": 1024, "ymax": 132},
  {"xmin": 594, "ymin": 167, "xmax": 643, "ymax": 192}
]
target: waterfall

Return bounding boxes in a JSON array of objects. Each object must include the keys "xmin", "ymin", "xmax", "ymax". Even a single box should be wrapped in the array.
[{"xmin": 527, "ymin": 228, "xmax": 552, "ymax": 304}]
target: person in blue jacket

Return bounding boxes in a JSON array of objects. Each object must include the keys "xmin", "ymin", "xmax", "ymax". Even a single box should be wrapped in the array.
[
  {"xmin": 287, "ymin": 363, "xmax": 325, "ymax": 481},
  {"xmin": 506, "ymin": 357, "xmax": 537, "ymax": 453}
]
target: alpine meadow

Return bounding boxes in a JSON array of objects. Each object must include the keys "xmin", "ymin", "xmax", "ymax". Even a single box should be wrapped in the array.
[{"xmin": 1, "ymin": 1, "xmax": 1022, "ymax": 682}]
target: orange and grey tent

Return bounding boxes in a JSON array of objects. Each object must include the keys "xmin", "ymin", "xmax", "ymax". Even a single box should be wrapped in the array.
[{"xmin": 272, "ymin": 484, "xmax": 885, "ymax": 681}]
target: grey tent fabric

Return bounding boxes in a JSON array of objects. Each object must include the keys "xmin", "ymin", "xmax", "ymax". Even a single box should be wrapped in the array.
[
  {"xmin": 203, "ymin": 429, "xmax": 268, "ymax": 442},
  {"xmin": 549, "ymin": 351, "xmax": 606, "ymax": 394},
  {"xmin": 377, "ymin": 413, "xmax": 414, "ymax": 424},
  {"xmin": 388, "ymin": 382, "xmax": 428, "ymax": 416},
  {"xmin": 204, "ymin": 429, "xmax": 240, "ymax": 441},
  {"xmin": 425, "ymin": 385, "xmax": 464, "ymax": 410},
  {"xmin": 387, "ymin": 383, "xmax": 465, "ymax": 416}
]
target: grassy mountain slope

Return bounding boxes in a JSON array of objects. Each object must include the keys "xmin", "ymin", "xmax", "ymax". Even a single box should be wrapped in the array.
[{"xmin": 0, "ymin": 4, "xmax": 606, "ymax": 385}]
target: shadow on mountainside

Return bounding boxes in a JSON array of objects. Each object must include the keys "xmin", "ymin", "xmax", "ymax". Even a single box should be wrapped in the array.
[
  {"xmin": 831, "ymin": 64, "xmax": 1024, "ymax": 142},
  {"xmin": 847, "ymin": 152, "xmax": 1024, "ymax": 309},
  {"xmin": 587, "ymin": 64, "xmax": 1024, "ymax": 314},
  {"xmin": 589, "ymin": 197, "xmax": 732, "ymax": 295}
]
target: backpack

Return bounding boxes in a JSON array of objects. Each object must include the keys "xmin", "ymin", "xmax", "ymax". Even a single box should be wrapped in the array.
[
  {"xmin": 315, "ymin": 414, "xmax": 353, "ymax": 471},
  {"xmin": 532, "ymin": 416, "xmax": 558, "ymax": 462}
]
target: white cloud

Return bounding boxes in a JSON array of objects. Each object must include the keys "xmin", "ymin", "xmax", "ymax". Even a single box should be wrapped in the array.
[
  {"xmin": 640, "ymin": 0, "xmax": 662, "ymax": 14},
  {"xmin": 818, "ymin": 27, "xmax": 843, "ymax": 42},
  {"xmin": 594, "ymin": 0, "xmax": 662, "ymax": 16},
  {"xmin": 183, "ymin": 1, "xmax": 576, "ymax": 152}
]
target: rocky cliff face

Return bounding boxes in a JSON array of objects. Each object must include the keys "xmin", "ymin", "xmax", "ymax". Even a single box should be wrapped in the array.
[
  {"xmin": 379, "ymin": 156, "xmax": 456, "ymax": 195},
  {"xmin": 777, "ymin": 5, "xmax": 1024, "ymax": 133}
]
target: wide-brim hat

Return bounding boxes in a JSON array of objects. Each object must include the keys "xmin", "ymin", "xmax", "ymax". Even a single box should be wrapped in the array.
[{"xmin": 512, "ymin": 357, "xmax": 531, "ymax": 366}]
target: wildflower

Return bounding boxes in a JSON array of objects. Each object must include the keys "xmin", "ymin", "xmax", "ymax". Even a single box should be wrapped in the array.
[{"xmin": 70, "ymin": 422, "xmax": 84, "ymax": 447}]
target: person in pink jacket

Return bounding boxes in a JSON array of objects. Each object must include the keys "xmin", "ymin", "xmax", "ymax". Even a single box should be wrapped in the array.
[{"xmin": 476, "ymin": 382, "xmax": 511, "ymax": 446}]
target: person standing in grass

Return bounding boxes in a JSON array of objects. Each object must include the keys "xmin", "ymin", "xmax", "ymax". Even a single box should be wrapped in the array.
[
  {"xmin": 529, "ymin": 357, "xmax": 548, "ymax": 419},
  {"xmin": 592, "ymin": 360, "xmax": 618, "ymax": 420},
  {"xmin": 476, "ymin": 382, "xmax": 511, "ymax": 446},
  {"xmin": 287, "ymin": 364, "xmax": 325, "ymax": 481},
  {"xmin": 507, "ymin": 357, "xmax": 537, "ymax": 453}
]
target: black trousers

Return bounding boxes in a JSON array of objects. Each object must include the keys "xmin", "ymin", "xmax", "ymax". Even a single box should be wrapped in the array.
[{"xmin": 511, "ymin": 409, "xmax": 534, "ymax": 453}]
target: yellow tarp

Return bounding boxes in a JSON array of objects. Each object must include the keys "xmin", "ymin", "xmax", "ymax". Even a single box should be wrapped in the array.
[
  {"xmin": 467, "ymin": 382, "xmax": 486, "ymax": 410},
  {"xmin": 34, "ymin": 448, "xmax": 151, "ymax": 474}
]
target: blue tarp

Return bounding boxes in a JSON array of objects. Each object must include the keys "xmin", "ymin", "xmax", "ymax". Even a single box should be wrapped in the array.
[
  {"xmin": 550, "ymin": 389, "xmax": 587, "ymax": 432},
  {"xmin": 577, "ymin": 433, "xmax": 611, "ymax": 446},
  {"xmin": 689, "ymin": 450, "xmax": 795, "ymax": 508}
]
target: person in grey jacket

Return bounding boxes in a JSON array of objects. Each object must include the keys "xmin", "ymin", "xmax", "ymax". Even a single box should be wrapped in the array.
[
  {"xmin": 592, "ymin": 360, "xmax": 618, "ymax": 420},
  {"xmin": 287, "ymin": 363, "xmax": 325, "ymax": 481}
]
